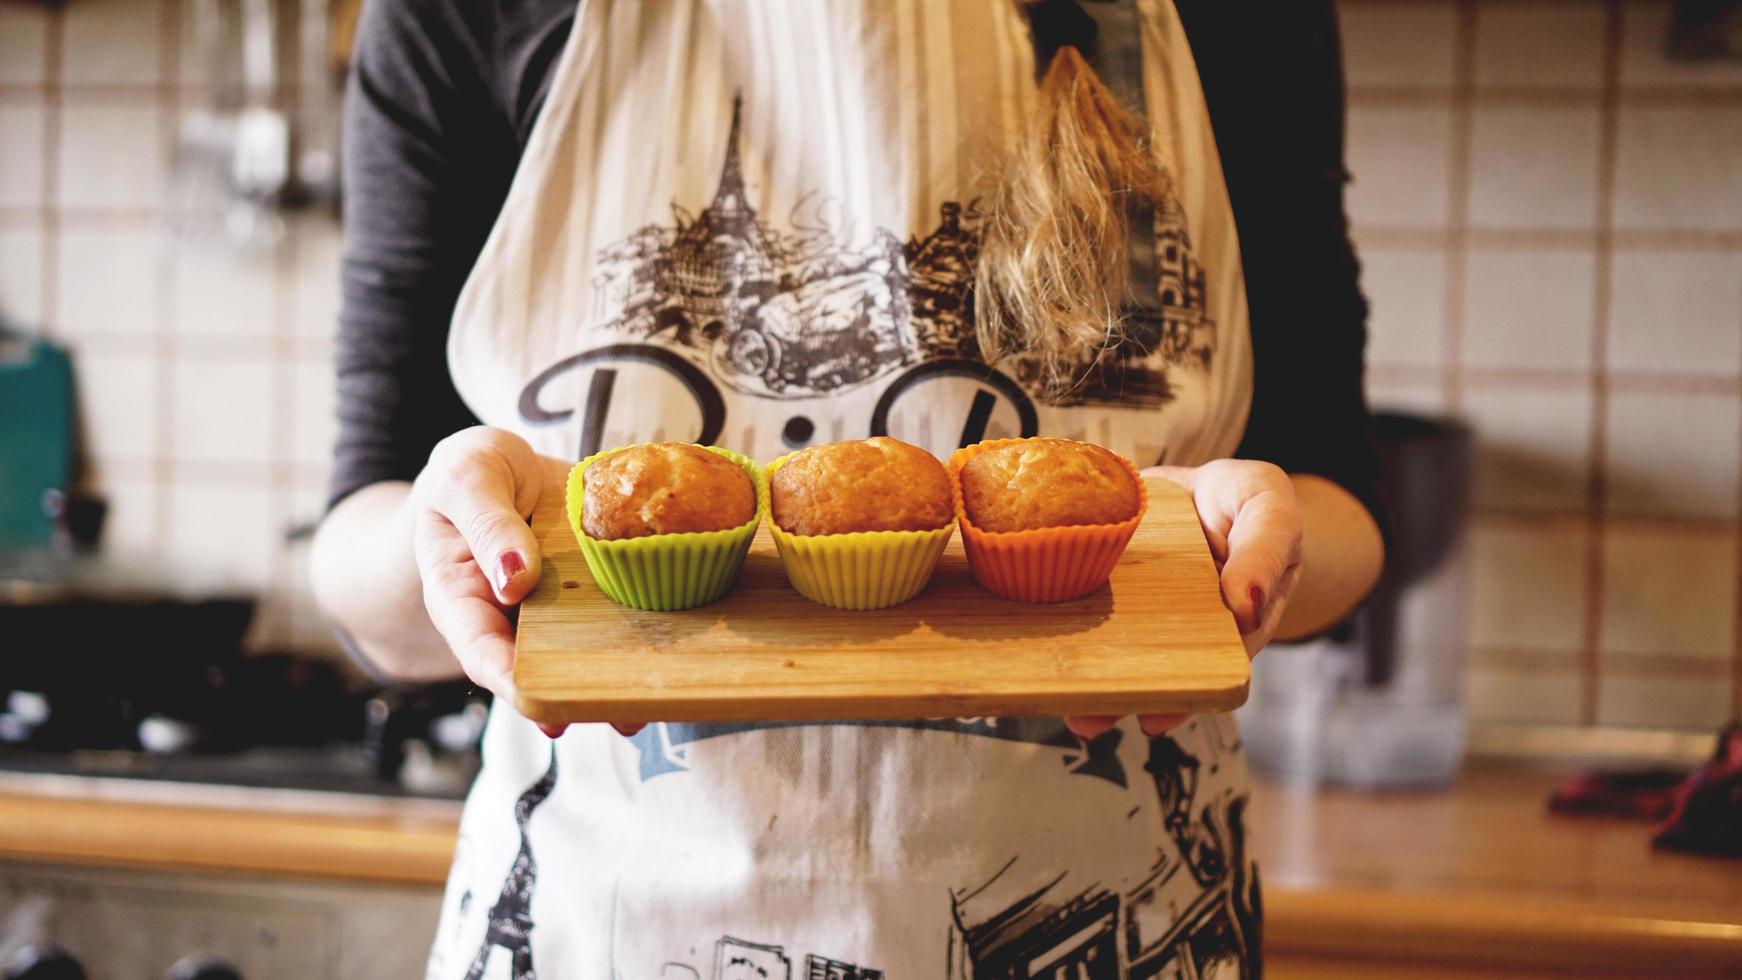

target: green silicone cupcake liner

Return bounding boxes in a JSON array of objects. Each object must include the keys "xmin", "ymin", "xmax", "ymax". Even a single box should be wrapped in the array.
[
  {"xmin": 566, "ymin": 444, "xmax": 764, "ymax": 611},
  {"xmin": 764, "ymin": 451, "xmax": 955, "ymax": 611}
]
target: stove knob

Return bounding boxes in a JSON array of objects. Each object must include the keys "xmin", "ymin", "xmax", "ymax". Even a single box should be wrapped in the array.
[
  {"xmin": 3, "ymin": 946, "xmax": 86, "ymax": 980},
  {"xmin": 166, "ymin": 957, "xmax": 242, "ymax": 980}
]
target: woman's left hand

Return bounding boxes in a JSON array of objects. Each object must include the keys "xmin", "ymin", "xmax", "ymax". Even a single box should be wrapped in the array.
[{"xmin": 1064, "ymin": 459, "xmax": 1303, "ymax": 741}]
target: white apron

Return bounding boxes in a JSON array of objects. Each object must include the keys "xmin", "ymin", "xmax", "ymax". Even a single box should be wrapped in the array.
[{"xmin": 435, "ymin": 2, "xmax": 1258, "ymax": 977}]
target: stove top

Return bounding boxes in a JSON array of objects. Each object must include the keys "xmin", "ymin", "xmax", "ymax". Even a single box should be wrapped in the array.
[{"xmin": 0, "ymin": 743, "xmax": 478, "ymax": 800}]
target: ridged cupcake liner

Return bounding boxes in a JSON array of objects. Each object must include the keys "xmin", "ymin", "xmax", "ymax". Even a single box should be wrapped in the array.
[
  {"xmin": 948, "ymin": 438, "xmax": 1149, "ymax": 603},
  {"xmin": 566, "ymin": 444, "xmax": 763, "ymax": 611},
  {"xmin": 764, "ymin": 451, "xmax": 955, "ymax": 611}
]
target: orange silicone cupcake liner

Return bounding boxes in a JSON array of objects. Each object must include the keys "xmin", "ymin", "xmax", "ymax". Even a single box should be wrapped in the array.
[{"xmin": 948, "ymin": 438, "xmax": 1148, "ymax": 603}]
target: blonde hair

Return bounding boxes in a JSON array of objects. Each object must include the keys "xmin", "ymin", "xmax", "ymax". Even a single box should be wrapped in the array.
[{"xmin": 974, "ymin": 45, "xmax": 1170, "ymax": 400}]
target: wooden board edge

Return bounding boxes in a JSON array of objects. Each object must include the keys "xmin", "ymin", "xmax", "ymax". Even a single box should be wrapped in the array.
[{"xmin": 511, "ymin": 670, "xmax": 1251, "ymax": 727}]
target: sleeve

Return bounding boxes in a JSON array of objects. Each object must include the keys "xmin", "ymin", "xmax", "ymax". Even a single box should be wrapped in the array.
[
  {"xmin": 327, "ymin": 0, "xmax": 519, "ymax": 509},
  {"xmin": 1176, "ymin": 0, "xmax": 1388, "ymax": 534}
]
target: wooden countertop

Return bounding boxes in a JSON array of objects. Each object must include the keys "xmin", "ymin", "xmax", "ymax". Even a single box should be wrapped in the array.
[
  {"xmin": 1250, "ymin": 767, "xmax": 1742, "ymax": 976},
  {"xmin": 1, "ymin": 766, "xmax": 1738, "ymax": 974}
]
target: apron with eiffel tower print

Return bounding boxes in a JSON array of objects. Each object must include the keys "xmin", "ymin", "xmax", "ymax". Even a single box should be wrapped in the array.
[{"xmin": 432, "ymin": 2, "xmax": 1259, "ymax": 978}]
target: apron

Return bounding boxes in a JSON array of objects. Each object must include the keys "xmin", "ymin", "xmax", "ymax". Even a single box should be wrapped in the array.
[{"xmin": 435, "ymin": 2, "xmax": 1257, "ymax": 977}]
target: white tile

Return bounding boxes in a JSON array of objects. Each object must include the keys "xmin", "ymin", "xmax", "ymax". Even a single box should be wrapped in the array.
[
  {"xmin": 1462, "ymin": 386, "xmax": 1594, "ymax": 511},
  {"xmin": 290, "ymin": 216, "xmax": 342, "ymax": 340},
  {"xmin": 1463, "ymin": 248, "xmax": 1597, "ymax": 371},
  {"xmin": 1614, "ymin": 106, "xmax": 1742, "ymax": 232},
  {"xmin": 0, "ymin": 227, "xmax": 45, "ymax": 326},
  {"xmin": 1360, "ymin": 247, "xmax": 1448, "ymax": 368},
  {"xmin": 0, "ymin": 104, "xmax": 46, "ymax": 208},
  {"xmin": 1468, "ymin": 106, "xmax": 1603, "ymax": 230},
  {"xmin": 1605, "ymin": 391, "xmax": 1740, "ymax": 519},
  {"xmin": 62, "ymin": 0, "xmax": 163, "ymax": 86},
  {"xmin": 1620, "ymin": 0, "xmax": 1742, "ymax": 89},
  {"xmin": 1600, "ymin": 525, "xmax": 1737, "ymax": 659},
  {"xmin": 56, "ymin": 227, "xmax": 161, "ymax": 336},
  {"xmin": 170, "ymin": 354, "xmax": 276, "ymax": 465},
  {"xmin": 1597, "ymin": 670, "xmax": 1735, "ymax": 731},
  {"xmin": 56, "ymin": 101, "xmax": 165, "ymax": 210},
  {"xmin": 0, "ymin": 5, "xmax": 49, "ymax": 85},
  {"xmin": 164, "ymin": 478, "xmax": 276, "ymax": 590},
  {"xmin": 1474, "ymin": 1, "xmax": 1607, "ymax": 89},
  {"xmin": 1338, "ymin": 1, "xmax": 1460, "ymax": 88},
  {"xmin": 172, "ymin": 240, "xmax": 278, "ymax": 337},
  {"xmin": 290, "ymin": 354, "xmax": 336, "ymax": 467},
  {"xmin": 71, "ymin": 349, "xmax": 159, "ymax": 462},
  {"xmin": 1347, "ymin": 107, "xmax": 1455, "ymax": 228},
  {"xmin": 1469, "ymin": 521, "xmax": 1588, "ymax": 651},
  {"xmin": 1608, "ymin": 250, "xmax": 1742, "ymax": 376},
  {"xmin": 90, "ymin": 474, "xmax": 162, "ymax": 555},
  {"xmin": 1467, "ymin": 666, "xmax": 1584, "ymax": 725}
]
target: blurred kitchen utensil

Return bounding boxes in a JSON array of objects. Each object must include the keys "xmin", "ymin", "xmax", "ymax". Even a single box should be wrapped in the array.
[
  {"xmin": 168, "ymin": 0, "xmax": 341, "ymax": 251},
  {"xmin": 0, "ymin": 334, "xmax": 73, "ymax": 553}
]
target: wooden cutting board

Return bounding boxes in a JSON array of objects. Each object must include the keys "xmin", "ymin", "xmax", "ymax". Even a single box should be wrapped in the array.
[{"xmin": 512, "ymin": 475, "xmax": 1249, "ymax": 725}]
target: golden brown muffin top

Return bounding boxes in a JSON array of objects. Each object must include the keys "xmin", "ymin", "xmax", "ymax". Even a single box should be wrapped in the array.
[
  {"xmin": 769, "ymin": 437, "xmax": 953, "ymax": 536},
  {"xmin": 959, "ymin": 438, "xmax": 1140, "ymax": 533},
  {"xmin": 581, "ymin": 443, "xmax": 755, "ymax": 540}
]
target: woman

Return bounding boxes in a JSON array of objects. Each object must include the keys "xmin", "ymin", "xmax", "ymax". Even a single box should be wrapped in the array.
[{"xmin": 312, "ymin": 0, "xmax": 1384, "ymax": 976}]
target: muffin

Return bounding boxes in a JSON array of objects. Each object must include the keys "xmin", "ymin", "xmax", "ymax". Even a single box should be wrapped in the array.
[
  {"xmin": 949, "ymin": 437, "xmax": 1148, "ymax": 603},
  {"xmin": 583, "ymin": 442, "xmax": 756, "ymax": 540},
  {"xmin": 765, "ymin": 437, "xmax": 956, "ymax": 610},
  {"xmin": 958, "ymin": 438, "xmax": 1141, "ymax": 533},
  {"xmin": 566, "ymin": 443, "xmax": 763, "ymax": 611},
  {"xmin": 770, "ymin": 436, "xmax": 953, "ymax": 535}
]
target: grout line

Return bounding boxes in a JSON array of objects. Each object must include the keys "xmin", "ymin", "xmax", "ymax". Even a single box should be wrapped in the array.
[
  {"xmin": 1735, "ymin": 244, "xmax": 1742, "ymax": 716},
  {"xmin": 1372, "ymin": 363, "xmax": 1742, "ymax": 395},
  {"xmin": 1353, "ymin": 223, "xmax": 1742, "ymax": 251},
  {"xmin": 1440, "ymin": 1, "xmax": 1476, "ymax": 416},
  {"xmin": 1345, "ymin": 85, "xmax": 1742, "ymax": 107},
  {"xmin": 265, "ymin": 12, "xmax": 307, "ymax": 654},
  {"xmin": 1577, "ymin": 0, "xmax": 1625, "ymax": 727},
  {"xmin": 1471, "ymin": 646, "xmax": 1733, "ymax": 679},
  {"xmin": 38, "ymin": 8, "xmax": 61, "ymax": 345},
  {"xmin": 1476, "ymin": 508, "xmax": 1740, "ymax": 536},
  {"xmin": 152, "ymin": 0, "xmax": 181, "ymax": 554}
]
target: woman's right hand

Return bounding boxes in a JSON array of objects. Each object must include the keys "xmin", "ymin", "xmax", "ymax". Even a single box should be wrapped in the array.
[{"xmin": 410, "ymin": 426, "xmax": 573, "ymax": 736}]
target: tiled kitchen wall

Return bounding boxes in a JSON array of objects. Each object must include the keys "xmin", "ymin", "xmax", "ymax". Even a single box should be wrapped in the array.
[
  {"xmin": 0, "ymin": 0, "xmax": 342, "ymax": 657},
  {"xmin": 1343, "ymin": 0, "xmax": 1742, "ymax": 731},
  {"xmin": 2, "ymin": 0, "xmax": 1738, "ymax": 730}
]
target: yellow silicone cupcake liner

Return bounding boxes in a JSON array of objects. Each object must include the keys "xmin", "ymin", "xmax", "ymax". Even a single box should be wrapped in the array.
[
  {"xmin": 566, "ymin": 444, "xmax": 763, "ymax": 611},
  {"xmin": 949, "ymin": 438, "xmax": 1148, "ymax": 603},
  {"xmin": 763, "ymin": 450, "xmax": 955, "ymax": 611}
]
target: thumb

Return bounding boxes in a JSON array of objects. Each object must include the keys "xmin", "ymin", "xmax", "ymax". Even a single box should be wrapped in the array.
[
  {"xmin": 431, "ymin": 475, "xmax": 545, "ymax": 606},
  {"xmin": 1219, "ymin": 486, "xmax": 1300, "ymax": 634}
]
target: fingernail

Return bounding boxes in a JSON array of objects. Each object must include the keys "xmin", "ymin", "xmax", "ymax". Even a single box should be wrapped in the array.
[
  {"xmin": 1248, "ymin": 583, "xmax": 1266, "ymax": 624},
  {"xmin": 495, "ymin": 550, "xmax": 526, "ymax": 595},
  {"xmin": 537, "ymin": 722, "xmax": 566, "ymax": 739}
]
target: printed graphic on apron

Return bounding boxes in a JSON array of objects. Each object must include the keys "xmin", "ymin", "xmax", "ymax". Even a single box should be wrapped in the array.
[
  {"xmin": 585, "ymin": 96, "xmax": 1215, "ymax": 410},
  {"xmin": 463, "ymin": 747, "xmax": 559, "ymax": 980},
  {"xmin": 639, "ymin": 731, "xmax": 1256, "ymax": 980}
]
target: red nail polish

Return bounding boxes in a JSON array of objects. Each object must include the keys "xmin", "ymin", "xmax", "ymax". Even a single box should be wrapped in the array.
[
  {"xmin": 1248, "ymin": 583, "xmax": 1265, "ymax": 619},
  {"xmin": 496, "ymin": 551, "xmax": 526, "ymax": 594}
]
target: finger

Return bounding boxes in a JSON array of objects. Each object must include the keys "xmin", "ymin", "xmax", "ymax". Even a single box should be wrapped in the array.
[
  {"xmin": 1143, "ymin": 464, "xmax": 1229, "ymax": 564},
  {"xmin": 537, "ymin": 723, "xmax": 568, "ymax": 739},
  {"xmin": 430, "ymin": 470, "xmax": 545, "ymax": 606},
  {"xmin": 415, "ymin": 513, "xmax": 520, "ymax": 700},
  {"xmin": 1243, "ymin": 560, "xmax": 1304, "ymax": 657},
  {"xmin": 1065, "ymin": 715, "xmax": 1121, "ymax": 741},
  {"xmin": 612, "ymin": 723, "xmax": 646, "ymax": 737},
  {"xmin": 1138, "ymin": 714, "xmax": 1188, "ymax": 737},
  {"xmin": 1220, "ymin": 487, "xmax": 1302, "ymax": 634}
]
